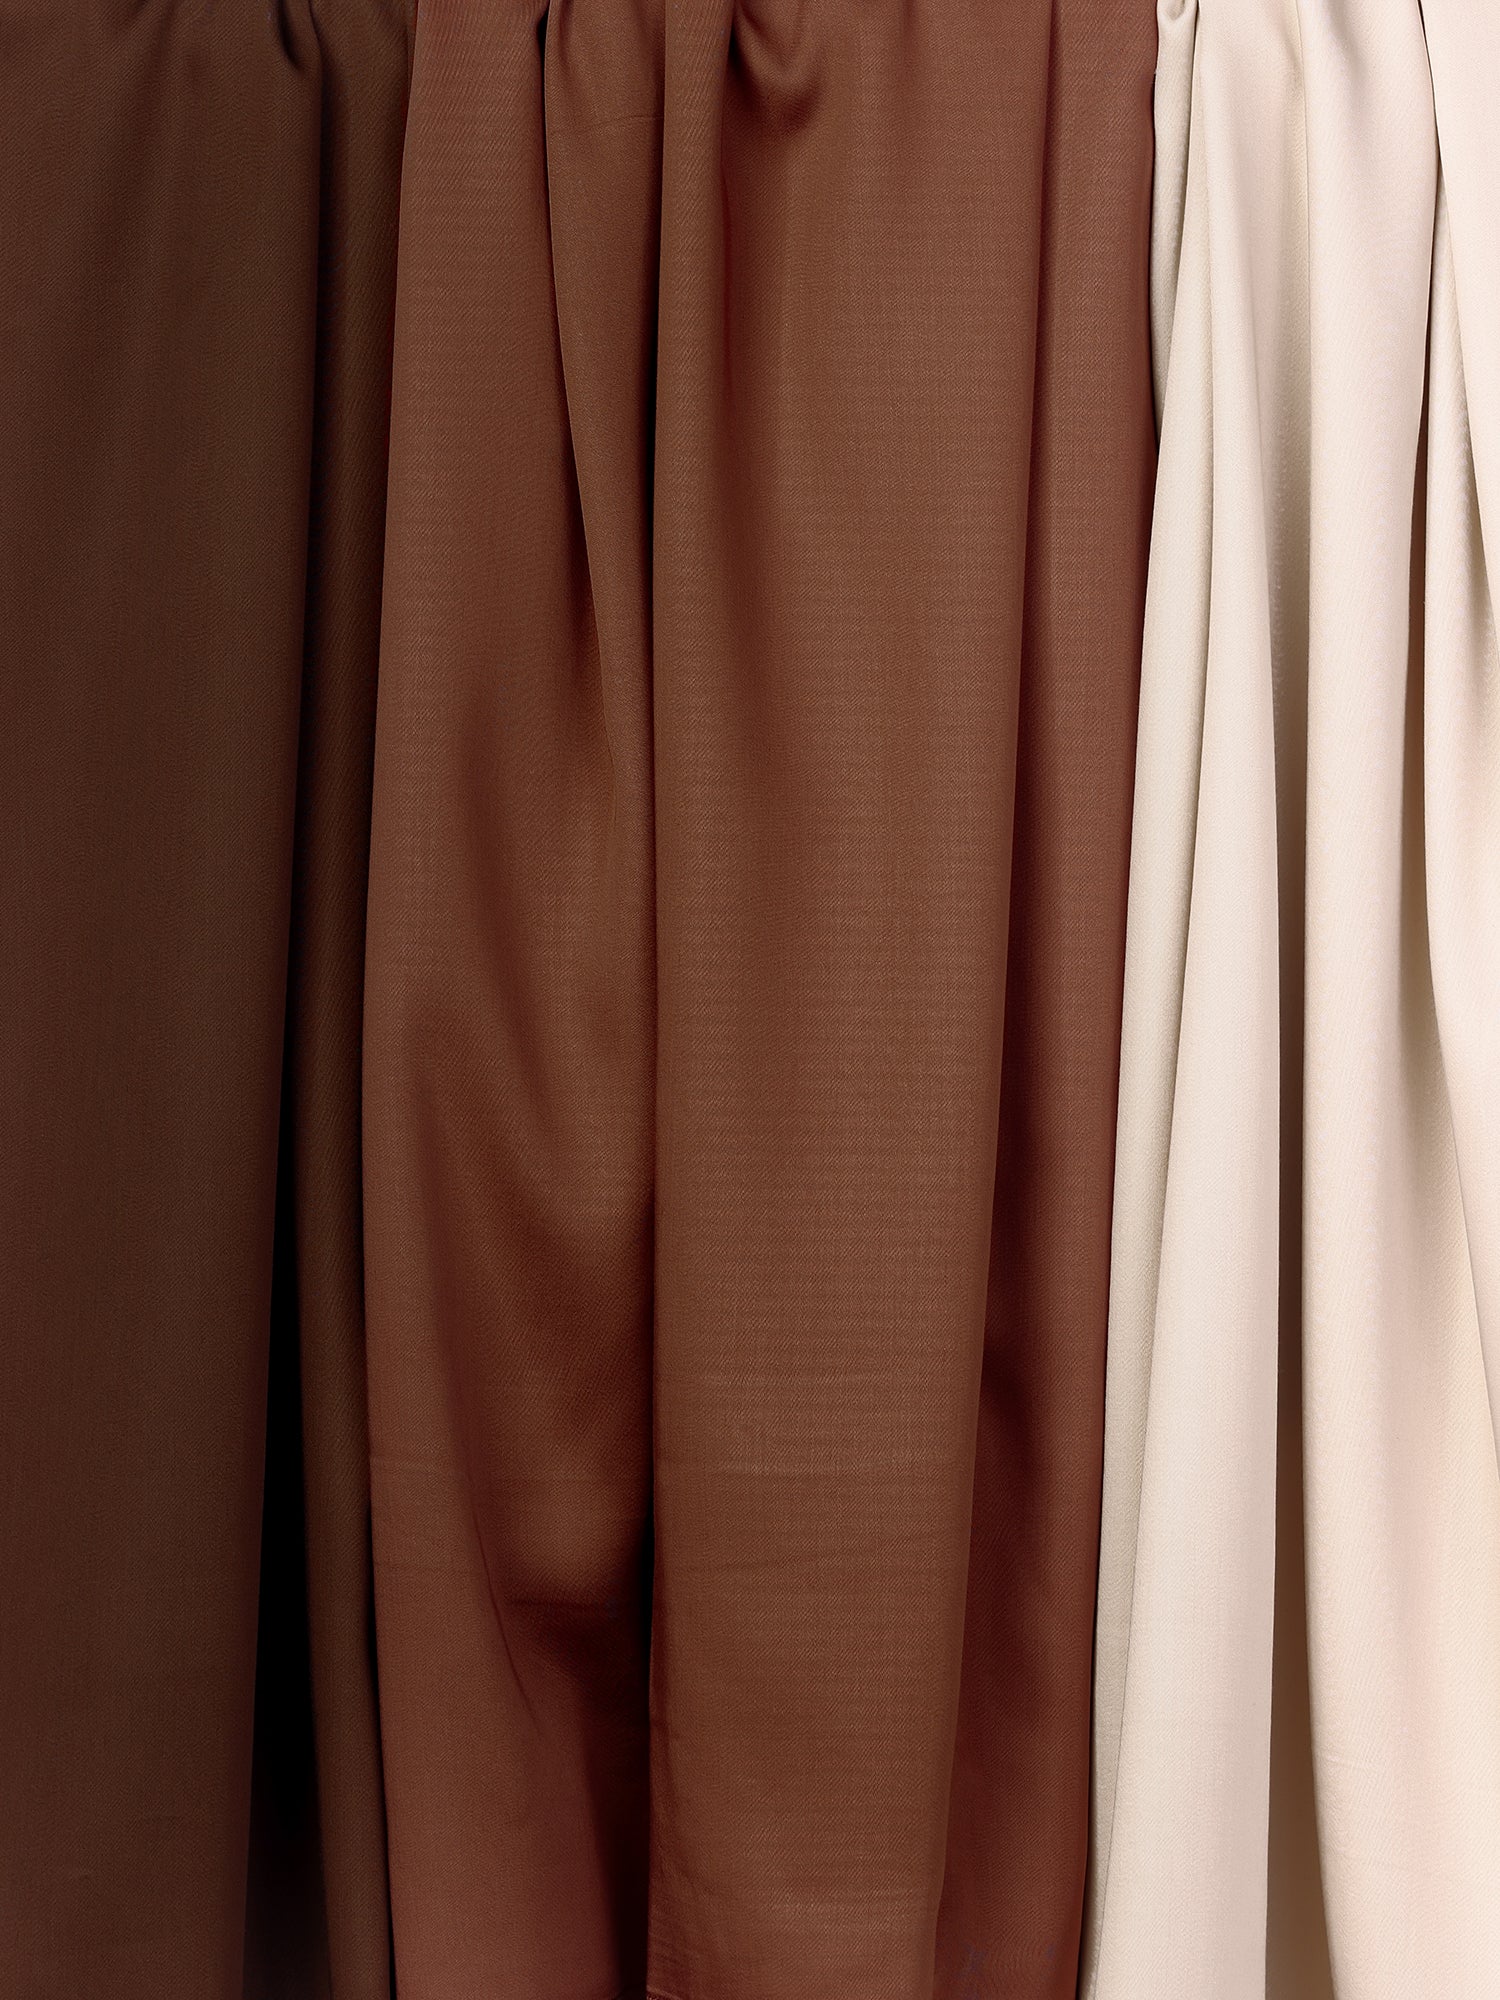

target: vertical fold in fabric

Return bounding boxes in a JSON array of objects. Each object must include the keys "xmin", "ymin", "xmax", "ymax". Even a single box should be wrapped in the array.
[
  {"xmin": 1298, "ymin": 2, "xmax": 1500, "ymax": 1990},
  {"xmin": 935, "ymin": 2, "xmax": 1157, "ymax": 1995},
  {"xmin": 0, "ymin": 2, "xmax": 324, "ymax": 1992},
  {"xmin": 647, "ymin": 3, "xmax": 1046, "ymax": 1991},
  {"xmin": 1417, "ymin": 0, "xmax": 1500, "ymax": 1480},
  {"xmin": 1085, "ymin": 0, "xmax": 1306, "ymax": 1989},
  {"xmin": 1090, "ymin": 1, "xmax": 1500, "ymax": 1993},
  {"xmin": 246, "ymin": 4, "xmax": 413, "ymax": 1996},
  {"xmin": 363, "ymin": 1, "xmax": 660, "ymax": 1992}
]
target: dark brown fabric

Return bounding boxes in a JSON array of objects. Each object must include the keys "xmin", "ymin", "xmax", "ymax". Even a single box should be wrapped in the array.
[
  {"xmin": 0, "ymin": 3, "xmax": 406, "ymax": 1994},
  {"xmin": 363, "ymin": 3, "xmax": 1155, "ymax": 1997},
  {"xmin": 245, "ymin": 4, "xmax": 410, "ymax": 1995}
]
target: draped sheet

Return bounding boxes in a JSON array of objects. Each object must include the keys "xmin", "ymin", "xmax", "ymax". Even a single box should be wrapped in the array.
[
  {"xmin": 361, "ymin": 2, "xmax": 1155, "ymax": 1996},
  {"xmin": 0, "ymin": 4, "xmax": 407, "ymax": 1994},
  {"xmin": 1086, "ymin": 1, "xmax": 1500, "ymax": 1992}
]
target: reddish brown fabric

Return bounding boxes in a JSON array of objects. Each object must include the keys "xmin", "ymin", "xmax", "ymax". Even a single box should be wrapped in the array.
[
  {"xmin": 364, "ymin": 3, "xmax": 1154, "ymax": 1997},
  {"xmin": 0, "ymin": 4, "xmax": 405, "ymax": 1994},
  {"xmin": 935, "ymin": 4, "xmax": 1156, "ymax": 1994},
  {"xmin": 647, "ymin": 7, "xmax": 1038, "ymax": 1995},
  {"xmin": 364, "ymin": 5, "xmax": 660, "ymax": 1990}
]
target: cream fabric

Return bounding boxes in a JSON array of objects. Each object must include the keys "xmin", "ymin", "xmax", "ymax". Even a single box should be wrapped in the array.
[{"xmin": 1086, "ymin": 1, "xmax": 1500, "ymax": 1992}]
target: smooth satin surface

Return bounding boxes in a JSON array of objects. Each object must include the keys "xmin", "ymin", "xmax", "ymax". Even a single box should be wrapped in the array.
[
  {"xmin": 0, "ymin": 4, "xmax": 406, "ymax": 1995},
  {"xmin": 1087, "ymin": 1, "xmax": 1500, "ymax": 1992},
  {"xmin": 362, "ymin": 2, "xmax": 1154, "ymax": 1995}
]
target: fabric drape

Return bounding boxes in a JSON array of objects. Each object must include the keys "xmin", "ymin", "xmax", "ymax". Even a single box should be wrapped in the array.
[
  {"xmin": 28, "ymin": 0, "xmax": 1500, "ymax": 1992},
  {"xmin": 0, "ymin": 5, "xmax": 408, "ymax": 1995},
  {"xmin": 1086, "ymin": 1, "xmax": 1500, "ymax": 1993},
  {"xmin": 246, "ymin": 5, "xmax": 411, "ymax": 1995},
  {"xmin": 362, "ymin": 2, "xmax": 1155, "ymax": 1997},
  {"xmin": 937, "ymin": 4, "xmax": 1155, "ymax": 1993}
]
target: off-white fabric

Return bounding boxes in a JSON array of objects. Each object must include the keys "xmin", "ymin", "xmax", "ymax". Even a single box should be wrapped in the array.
[{"xmin": 1086, "ymin": 1, "xmax": 1500, "ymax": 1993}]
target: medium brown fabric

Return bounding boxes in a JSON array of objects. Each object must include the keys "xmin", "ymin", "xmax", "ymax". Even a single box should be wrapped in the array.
[
  {"xmin": 935, "ymin": 6, "xmax": 1156, "ymax": 1996},
  {"xmin": 363, "ymin": 4, "xmax": 1154, "ymax": 1998},
  {"xmin": 0, "ymin": 3, "xmax": 405, "ymax": 1994},
  {"xmin": 364, "ymin": 6, "xmax": 659, "ymax": 1991}
]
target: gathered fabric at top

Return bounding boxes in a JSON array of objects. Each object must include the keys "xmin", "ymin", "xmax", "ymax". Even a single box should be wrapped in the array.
[
  {"xmin": 362, "ymin": 3, "xmax": 1155, "ymax": 1996},
  {"xmin": 1086, "ymin": 1, "xmax": 1500, "ymax": 1994}
]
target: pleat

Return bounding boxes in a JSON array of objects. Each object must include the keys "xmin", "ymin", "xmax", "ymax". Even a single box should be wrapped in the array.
[
  {"xmin": 1085, "ymin": 0, "xmax": 1307, "ymax": 1988},
  {"xmin": 244, "ymin": 3, "xmax": 412, "ymax": 1996},
  {"xmin": 0, "ymin": 2, "xmax": 323, "ymax": 1993},
  {"xmin": 1095, "ymin": 1, "xmax": 1500, "ymax": 1992},
  {"xmin": 933, "ymin": 3, "xmax": 1156, "ymax": 1995},
  {"xmin": 1419, "ymin": 0, "xmax": 1500, "ymax": 1473},
  {"xmin": 362, "ymin": 0, "xmax": 658, "ymax": 1991},
  {"xmin": 1409, "ymin": 170, "xmax": 1500, "ymax": 1984},
  {"xmin": 1084, "ymin": 13, "xmax": 1204, "ymax": 1975},
  {"xmin": 646, "ymin": 3, "xmax": 1047, "ymax": 1992},
  {"xmin": 1147, "ymin": 0, "xmax": 1198, "ymax": 419},
  {"xmin": 1295, "ymin": 5, "xmax": 1500, "ymax": 1992}
]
